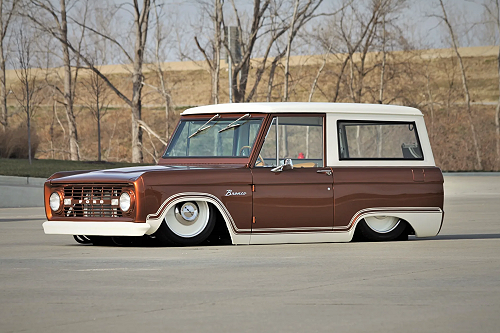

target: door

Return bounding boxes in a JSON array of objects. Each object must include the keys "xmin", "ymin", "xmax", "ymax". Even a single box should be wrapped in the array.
[
  {"xmin": 252, "ymin": 168, "xmax": 333, "ymax": 231},
  {"xmin": 251, "ymin": 115, "xmax": 334, "ymax": 232}
]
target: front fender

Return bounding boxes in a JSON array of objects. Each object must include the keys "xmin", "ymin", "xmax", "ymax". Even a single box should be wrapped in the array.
[{"xmin": 145, "ymin": 192, "xmax": 250, "ymax": 245}]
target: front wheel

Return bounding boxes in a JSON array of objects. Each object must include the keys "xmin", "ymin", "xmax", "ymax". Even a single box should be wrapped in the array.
[
  {"xmin": 357, "ymin": 216, "xmax": 407, "ymax": 241},
  {"xmin": 155, "ymin": 201, "xmax": 216, "ymax": 246}
]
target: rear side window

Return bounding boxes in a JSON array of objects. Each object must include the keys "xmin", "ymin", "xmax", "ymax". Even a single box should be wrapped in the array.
[{"xmin": 337, "ymin": 121, "xmax": 423, "ymax": 160}]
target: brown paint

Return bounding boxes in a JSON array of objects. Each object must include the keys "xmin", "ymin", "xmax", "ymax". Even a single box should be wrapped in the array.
[
  {"xmin": 332, "ymin": 167, "xmax": 443, "ymax": 229},
  {"xmin": 251, "ymin": 167, "xmax": 334, "ymax": 231}
]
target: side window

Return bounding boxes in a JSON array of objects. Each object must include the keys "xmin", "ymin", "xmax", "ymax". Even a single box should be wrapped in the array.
[
  {"xmin": 338, "ymin": 121, "xmax": 423, "ymax": 160},
  {"xmin": 256, "ymin": 116, "xmax": 323, "ymax": 167}
]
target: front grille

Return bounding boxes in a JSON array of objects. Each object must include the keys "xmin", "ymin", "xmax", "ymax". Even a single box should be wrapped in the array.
[{"xmin": 62, "ymin": 185, "xmax": 127, "ymax": 218}]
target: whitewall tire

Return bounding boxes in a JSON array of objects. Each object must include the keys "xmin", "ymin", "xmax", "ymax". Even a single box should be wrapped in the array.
[
  {"xmin": 155, "ymin": 201, "xmax": 216, "ymax": 246},
  {"xmin": 357, "ymin": 216, "xmax": 407, "ymax": 241}
]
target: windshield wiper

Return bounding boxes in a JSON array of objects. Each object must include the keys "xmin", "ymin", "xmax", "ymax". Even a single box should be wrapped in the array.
[
  {"xmin": 218, "ymin": 114, "xmax": 251, "ymax": 133},
  {"xmin": 188, "ymin": 114, "xmax": 220, "ymax": 138}
]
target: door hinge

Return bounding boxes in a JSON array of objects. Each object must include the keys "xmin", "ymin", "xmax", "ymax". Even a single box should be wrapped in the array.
[
  {"xmin": 252, "ymin": 185, "xmax": 255, "ymax": 192},
  {"xmin": 252, "ymin": 216, "xmax": 256, "ymax": 224}
]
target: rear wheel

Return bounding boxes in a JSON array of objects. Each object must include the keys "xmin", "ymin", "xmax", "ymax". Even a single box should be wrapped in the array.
[
  {"xmin": 155, "ymin": 201, "xmax": 216, "ymax": 246},
  {"xmin": 357, "ymin": 216, "xmax": 407, "ymax": 241}
]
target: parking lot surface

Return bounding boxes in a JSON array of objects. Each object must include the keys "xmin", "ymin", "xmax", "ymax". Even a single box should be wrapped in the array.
[{"xmin": 1, "ymin": 174, "xmax": 499, "ymax": 333}]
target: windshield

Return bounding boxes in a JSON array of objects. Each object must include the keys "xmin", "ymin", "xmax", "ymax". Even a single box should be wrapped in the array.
[{"xmin": 163, "ymin": 116, "xmax": 263, "ymax": 158}]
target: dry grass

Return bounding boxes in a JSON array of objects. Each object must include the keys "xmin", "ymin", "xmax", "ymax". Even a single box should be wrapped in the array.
[
  {"xmin": 3, "ymin": 46, "xmax": 500, "ymax": 170},
  {"xmin": 0, "ymin": 124, "xmax": 39, "ymax": 159}
]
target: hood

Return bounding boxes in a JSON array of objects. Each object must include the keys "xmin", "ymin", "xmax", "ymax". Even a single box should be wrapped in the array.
[{"xmin": 48, "ymin": 164, "xmax": 243, "ymax": 184}]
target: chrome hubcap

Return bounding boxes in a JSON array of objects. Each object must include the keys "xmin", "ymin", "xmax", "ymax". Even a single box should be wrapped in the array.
[
  {"xmin": 166, "ymin": 201, "xmax": 209, "ymax": 238},
  {"xmin": 365, "ymin": 216, "xmax": 400, "ymax": 233},
  {"xmin": 176, "ymin": 202, "xmax": 199, "ymax": 224}
]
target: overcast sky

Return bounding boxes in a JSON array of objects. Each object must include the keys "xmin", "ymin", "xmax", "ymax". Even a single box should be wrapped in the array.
[
  {"xmin": 159, "ymin": 0, "xmax": 491, "ymax": 60},
  {"xmin": 26, "ymin": 0, "xmax": 490, "ymax": 67}
]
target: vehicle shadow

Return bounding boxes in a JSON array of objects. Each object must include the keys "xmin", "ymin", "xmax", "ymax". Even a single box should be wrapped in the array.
[
  {"xmin": 412, "ymin": 234, "xmax": 500, "ymax": 241},
  {"xmin": 66, "ymin": 235, "xmax": 233, "ymax": 247}
]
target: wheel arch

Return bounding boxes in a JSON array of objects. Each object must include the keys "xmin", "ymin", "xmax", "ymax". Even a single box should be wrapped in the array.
[
  {"xmin": 145, "ymin": 192, "xmax": 245, "ymax": 244},
  {"xmin": 348, "ymin": 207, "xmax": 443, "ymax": 239}
]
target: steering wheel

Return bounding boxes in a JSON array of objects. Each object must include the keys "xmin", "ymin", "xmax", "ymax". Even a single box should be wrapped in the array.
[{"xmin": 239, "ymin": 146, "xmax": 265, "ymax": 166}]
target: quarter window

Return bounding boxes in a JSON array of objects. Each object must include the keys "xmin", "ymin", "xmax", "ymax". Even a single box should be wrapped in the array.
[{"xmin": 338, "ymin": 121, "xmax": 423, "ymax": 160}]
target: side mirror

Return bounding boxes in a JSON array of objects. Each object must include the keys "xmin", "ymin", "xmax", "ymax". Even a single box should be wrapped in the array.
[{"xmin": 271, "ymin": 158, "xmax": 294, "ymax": 173}]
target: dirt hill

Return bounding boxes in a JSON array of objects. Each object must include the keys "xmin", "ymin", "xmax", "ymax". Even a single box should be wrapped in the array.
[{"xmin": 4, "ymin": 45, "xmax": 500, "ymax": 171}]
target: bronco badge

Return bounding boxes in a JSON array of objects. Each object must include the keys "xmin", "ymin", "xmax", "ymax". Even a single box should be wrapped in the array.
[{"xmin": 225, "ymin": 190, "xmax": 247, "ymax": 196}]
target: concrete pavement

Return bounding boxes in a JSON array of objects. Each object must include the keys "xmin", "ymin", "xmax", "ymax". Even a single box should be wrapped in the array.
[
  {"xmin": 0, "ymin": 176, "xmax": 45, "ymax": 208},
  {"xmin": 0, "ymin": 175, "xmax": 499, "ymax": 332}
]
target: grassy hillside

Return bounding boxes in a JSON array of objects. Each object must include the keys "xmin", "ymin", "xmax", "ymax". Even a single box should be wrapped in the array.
[{"xmin": 2, "ymin": 46, "xmax": 500, "ymax": 171}]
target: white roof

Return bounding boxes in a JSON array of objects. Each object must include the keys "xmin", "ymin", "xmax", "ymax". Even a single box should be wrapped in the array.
[{"xmin": 182, "ymin": 102, "xmax": 422, "ymax": 116}]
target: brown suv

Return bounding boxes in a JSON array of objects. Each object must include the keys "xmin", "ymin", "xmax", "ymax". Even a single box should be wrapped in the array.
[{"xmin": 43, "ymin": 103, "xmax": 444, "ymax": 246}]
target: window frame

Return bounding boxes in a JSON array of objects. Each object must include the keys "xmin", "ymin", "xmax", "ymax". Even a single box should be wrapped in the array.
[
  {"xmin": 254, "ymin": 114, "xmax": 326, "ymax": 168},
  {"xmin": 337, "ymin": 120, "xmax": 425, "ymax": 161}
]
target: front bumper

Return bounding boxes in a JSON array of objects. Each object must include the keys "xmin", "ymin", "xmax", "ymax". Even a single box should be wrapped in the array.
[{"xmin": 42, "ymin": 221, "xmax": 151, "ymax": 236}]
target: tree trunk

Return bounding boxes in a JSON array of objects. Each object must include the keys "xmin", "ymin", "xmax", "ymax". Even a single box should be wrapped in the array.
[
  {"xmin": 131, "ymin": 102, "xmax": 143, "ymax": 163},
  {"xmin": 309, "ymin": 51, "xmax": 329, "ymax": 102},
  {"xmin": 97, "ymin": 106, "xmax": 101, "ymax": 162},
  {"xmin": 283, "ymin": 0, "xmax": 299, "ymax": 102},
  {"xmin": 378, "ymin": 15, "xmax": 386, "ymax": 104},
  {"xmin": 330, "ymin": 54, "xmax": 350, "ymax": 102},
  {"xmin": 425, "ymin": 64, "xmax": 435, "ymax": 142},
  {"xmin": 0, "ymin": 41, "xmax": 6, "ymax": 131},
  {"xmin": 130, "ymin": 0, "xmax": 151, "ymax": 163},
  {"xmin": 27, "ymin": 105, "xmax": 31, "ymax": 164},
  {"xmin": 60, "ymin": 0, "xmax": 79, "ymax": 160},
  {"xmin": 212, "ymin": 0, "xmax": 222, "ymax": 104},
  {"xmin": 267, "ymin": 56, "xmax": 281, "ymax": 102},
  {"xmin": 0, "ymin": 0, "xmax": 16, "ymax": 132},
  {"xmin": 496, "ymin": 42, "xmax": 500, "ymax": 169},
  {"xmin": 496, "ymin": 0, "xmax": 500, "ymax": 169}
]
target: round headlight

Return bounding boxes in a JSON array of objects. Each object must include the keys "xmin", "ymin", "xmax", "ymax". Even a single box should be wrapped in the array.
[
  {"xmin": 119, "ymin": 192, "xmax": 131, "ymax": 212},
  {"xmin": 49, "ymin": 192, "xmax": 61, "ymax": 211}
]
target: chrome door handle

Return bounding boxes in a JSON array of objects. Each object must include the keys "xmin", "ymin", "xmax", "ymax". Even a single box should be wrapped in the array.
[{"xmin": 317, "ymin": 169, "xmax": 332, "ymax": 176}]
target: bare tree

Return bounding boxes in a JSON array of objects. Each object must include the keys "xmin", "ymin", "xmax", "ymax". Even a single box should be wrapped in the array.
[
  {"xmin": 283, "ymin": 0, "xmax": 300, "ymax": 101},
  {"xmin": 308, "ymin": 44, "xmax": 332, "ymax": 102},
  {"xmin": 378, "ymin": 14, "xmax": 387, "ymax": 103},
  {"xmin": 483, "ymin": 0, "xmax": 500, "ymax": 168},
  {"xmin": 269, "ymin": 0, "xmax": 326, "ymax": 102},
  {"xmin": 143, "ymin": 1, "xmax": 175, "ymax": 141},
  {"xmin": 319, "ymin": 0, "xmax": 406, "ymax": 103},
  {"xmin": 26, "ymin": 0, "xmax": 152, "ymax": 163},
  {"xmin": 12, "ymin": 28, "xmax": 44, "ymax": 164},
  {"xmin": 423, "ymin": 58, "xmax": 436, "ymax": 141},
  {"xmin": 23, "ymin": 0, "xmax": 89, "ymax": 160},
  {"xmin": 311, "ymin": 0, "xmax": 375, "ymax": 102},
  {"xmin": 225, "ymin": 0, "xmax": 271, "ymax": 103},
  {"xmin": 195, "ymin": 0, "xmax": 223, "ymax": 104},
  {"xmin": 81, "ymin": 64, "xmax": 111, "ymax": 162},
  {"xmin": 0, "ymin": 0, "xmax": 18, "ymax": 132},
  {"xmin": 438, "ymin": 0, "xmax": 483, "ymax": 170}
]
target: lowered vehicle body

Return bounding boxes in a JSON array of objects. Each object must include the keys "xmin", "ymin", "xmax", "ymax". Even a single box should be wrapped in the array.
[{"xmin": 43, "ymin": 103, "xmax": 444, "ymax": 246}]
